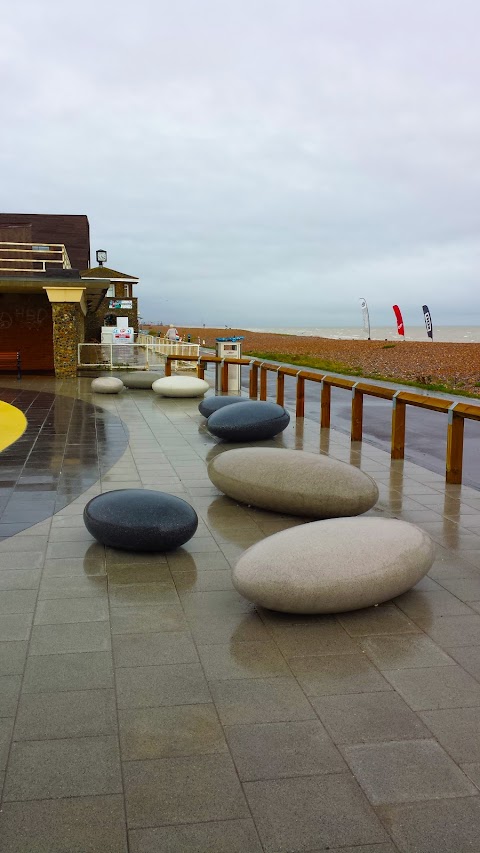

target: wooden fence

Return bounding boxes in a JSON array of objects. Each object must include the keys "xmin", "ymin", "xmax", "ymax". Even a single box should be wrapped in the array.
[{"xmin": 165, "ymin": 354, "xmax": 480, "ymax": 486}]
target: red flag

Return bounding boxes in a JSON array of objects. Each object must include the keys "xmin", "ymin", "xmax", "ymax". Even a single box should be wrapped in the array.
[{"xmin": 393, "ymin": 305, "xmax": 405, "ymax": 337}]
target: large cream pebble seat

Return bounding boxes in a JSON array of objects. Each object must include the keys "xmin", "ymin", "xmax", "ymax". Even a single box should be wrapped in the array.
[
  {"xmin": 91, "ymin": 377, "xmax": 124, "ymax": 394},
  {"xmin": 233, "ymin": 517, "xmax": 435, "ymax": 614},
  {"xmin": 152, "ymin": 376, "xmax": 210, "ymax": 398},
  {"xmin": 208, "ymin": 447, "xmax": 378, "ymax": 518}
]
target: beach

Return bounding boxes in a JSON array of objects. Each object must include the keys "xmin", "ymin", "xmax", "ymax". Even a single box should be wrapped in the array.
[{"xmin": 150, "ymin": 326, "xmax": 480, "ymax": 395}]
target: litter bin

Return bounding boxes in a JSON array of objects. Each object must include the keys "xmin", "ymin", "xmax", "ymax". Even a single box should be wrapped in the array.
[{"xmin": 215, "ymin": 337, "xmax": 244, "ymax": 393}]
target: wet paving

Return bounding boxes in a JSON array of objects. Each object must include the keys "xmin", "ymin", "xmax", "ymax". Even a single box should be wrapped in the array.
[
  {"xmin": 0, "ymin": 376, "xmax": 480, "ymax": 851},
  {"xmin": 0, "ymin": 387, "xmax": 128, "ymax": 539}
]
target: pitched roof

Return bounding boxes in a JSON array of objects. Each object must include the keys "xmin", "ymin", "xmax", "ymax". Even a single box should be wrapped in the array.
[{"xmin": 80, "ymin": 265, "xmax": 139, "ymax": 281}]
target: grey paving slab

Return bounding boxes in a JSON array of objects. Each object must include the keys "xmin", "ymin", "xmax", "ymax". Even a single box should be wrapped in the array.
[
  {"xmin": 115, "ymin": 663, "xmax": 211, "ymax": 709},
  {"xmin": 243, "ymin": 774, "xmax": 388, "ymax": 852},
  {"xmin": 383, "ymin": 665, "xmax": 480, "ymax": 710},
  {"xmin": 34, "ymin": 597, "xmax": 109, "ymax": 624},
  {"xmin": 0, "ymin": 641, "xmax": 27, "ymax": 675},
  {"xmin": 313, "ymin": 691, "xmax": 431, "ymax": 744},
  {"xmin": 360, "ymin": 634, "xmax": 455, "ymax": 670},
  {"xmin": 4, "ymin": 735, "xmax": 122, "ymax": 800},
  {"xmin": 224, "ymin": 719, "xmax": 346, "ymax": 780},
  {"xmin": 0, "ymin": 795, "xmax": 128, "ymax": 853},
  {"xmin": 14, "ymin": 688, "xmax": 117, "ymax": 740},
  {"xmin": 129, "ymin": 819, "xmax": 263, "ymax": 853},
  {"xmin": 0, "ymin": 675, "xmax": 21, "ymax": 717},
  {"xmin": 419, "ymin": 706, "xmax": 480, "ymax": 764},
  {"xmin": 123, "ymin": 754, "xmax": 249, "ymax": 828},
  {"xmin": 289, "ymin": 653, "xmax": 391, "ymax": 696},
  {"xmin": 379, "ymin": 798, "xmax": 480, "ymax": 853},
  {"xmin": 29, "ymin": 621, "xmax": 111, "ymax": 655},
  {"xmin": 0, "ymin": 613, "xmax": 32, "ymax": 642},
  {"xmin": 119, "ymin": 703, "xmax": 228, "ymax": 760},
  {"xmin": 210, "ymin": 676, "xmax": 316, "ymax": 725},
  {"xmin": 22, "ymin": 651, "xmax": 114, "ymax": 693},
  {"xmin": 113, "ymin": 631, "xmax": 198, "ymax": 667},
  {"xmin": 342, "ymin": 739, "xmax": 477, "ymax": 805},
  {"xmin": 198, "ymin": 641, "xmax": 290, "ymax": 680}
]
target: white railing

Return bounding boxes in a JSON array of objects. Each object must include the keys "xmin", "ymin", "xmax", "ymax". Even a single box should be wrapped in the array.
[
  {"xmin": 0, "ymin": 241, "xmax": 72, "ymax": 273},
  {"xmin": 77, "ymin": 337, "xmax": 200, "ymax": 370},
  {"xmin": 136, "ymin": 334, "xmax": 200, "ymax": 360}
]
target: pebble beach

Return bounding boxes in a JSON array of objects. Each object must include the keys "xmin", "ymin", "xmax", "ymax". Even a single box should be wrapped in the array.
[{"xmin": 152, "ymin": 326, "xmax": 480, "ymax": 395}]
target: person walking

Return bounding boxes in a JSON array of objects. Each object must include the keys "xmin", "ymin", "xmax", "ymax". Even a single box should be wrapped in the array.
[{"xmin": 165, "ymin": 325, "xmax": 179, "ymax": 342}]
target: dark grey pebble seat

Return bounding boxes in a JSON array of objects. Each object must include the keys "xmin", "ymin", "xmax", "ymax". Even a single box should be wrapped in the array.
[
  {"xmin": 84, "ymin": 489, "xmax": 198, "ymax": 552},
  {"xmin": 207, "ymin": 400, "xmax": 290, "ymax": 442},
  {"xmin": 198, "ymin": 395, "xmax": 250, "ymax": 418}
]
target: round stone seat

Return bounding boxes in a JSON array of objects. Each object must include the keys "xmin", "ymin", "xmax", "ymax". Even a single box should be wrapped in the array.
[
  {"xmin": 152, "ymin": 376, "xmax": 210, "ymax": 398},
  {"xmin": 91, "ymin": 377, "xmax": 124, "ymax": 394},
  {"xmin": 122, "ymin": 371, "xmax": 163, "ymax": 389},
  {"xmin": 207, "ymin": 401, "xmax": 290, "ymax": 442},
  {"xmin": 208, "ymin": 447, "xmax": 378, "ymax": 517},
  {"xmin": 83, "ymin": 489, "xmax": 198, "ymax": 552},
  {"xmin": 233, "ymin": 517, "xmax": 435, "ymax": 614},
  {"xmin": 198, "ymin": 395, "xmax": 250, "ymax": 418}
]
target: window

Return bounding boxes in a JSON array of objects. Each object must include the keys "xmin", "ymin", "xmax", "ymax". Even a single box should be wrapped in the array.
[
  {"xmin": 106, "ymin": 285, "xmax": 115, "ymax": 297},
  {"xmin": 124, "ymin": 283, "xmax": 131, "ymax": 297}
]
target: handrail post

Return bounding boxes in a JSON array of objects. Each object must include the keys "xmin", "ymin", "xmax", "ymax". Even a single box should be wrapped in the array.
[
  {"xmin": 276, "ymin": 367, "xmax": 285, "ymax": 406},
  {"xmin": 165, "ymin": 357, "xmax": 172, "ymax": 377},
  {"xmin": 197, "ymin": 359, "xmax": 205, "ymax": 380},
  {"xmin": 296, "ymin": 372, "xmax": 305, "ymax": 418},
  {"xmin": 260, "ymin": 364, "xmax": 267, "ymax": 400},
  {"xmin": 221, "ymin": 360, "xmax": 229, "ymax": 393},
  {"xmin": 391, "ymin": 391, "xmax": 406, "ymax": 460},
  {"xmin": 446, "ymin": 404, "xmax": 464, "ymax": 484},
  {"xmin": 351, "ymin": 383, "xmax": 363, "ymax": 442},
  {"xmin": 249, "ymin": 361, "xmax": 258, "ymax": 399},
  {"xmin": 320, "ymin": 380, "xmax": 331, "ymax": 429}
]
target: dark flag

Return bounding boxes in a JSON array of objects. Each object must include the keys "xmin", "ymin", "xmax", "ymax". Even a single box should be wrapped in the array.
[
  {"xmin": 422, "ymin": 305, "xmax": 433, "ymax": 340},
  {"xmin": 392, "ymin": 305, "xmax": 405, "ymax": 338}
]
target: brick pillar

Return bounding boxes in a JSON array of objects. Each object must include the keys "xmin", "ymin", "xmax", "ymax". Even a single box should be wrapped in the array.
[{"xmin": 44, "ymin": 286, "xmax": 87, "ymax": 378}]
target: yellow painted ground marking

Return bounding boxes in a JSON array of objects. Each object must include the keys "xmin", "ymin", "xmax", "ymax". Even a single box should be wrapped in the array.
[{"xmin": 0, "ymin": 401, "xmax": 28, "ymax": 452}]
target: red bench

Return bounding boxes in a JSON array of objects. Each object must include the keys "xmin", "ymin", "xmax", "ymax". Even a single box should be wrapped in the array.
[{"xmin": 0, "ymin": 352, "xmax": 22, "ymax": 380}]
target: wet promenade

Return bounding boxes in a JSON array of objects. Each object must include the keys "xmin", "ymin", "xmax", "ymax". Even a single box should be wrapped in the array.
[{"xmin": 1, "ymin": 375, "xmax": 480, "ymax": 851}]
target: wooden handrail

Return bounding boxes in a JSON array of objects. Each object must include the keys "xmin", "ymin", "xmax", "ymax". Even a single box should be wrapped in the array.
[{"xmin": 165, "ymin": 354, "xmax": 480, "ymax": 484}]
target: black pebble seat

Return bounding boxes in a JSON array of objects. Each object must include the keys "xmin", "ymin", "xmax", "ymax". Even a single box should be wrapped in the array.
[
  {"xmin": 83, "ymin": 489, "xmax": 198, "ymax": 552},
  {"xmin": 207, "ymin": 400, "xmax": 290, "ymax": 442},
  {"xmin": 198, "ymin": 395, "xmax": 250, "ymax": 418}
]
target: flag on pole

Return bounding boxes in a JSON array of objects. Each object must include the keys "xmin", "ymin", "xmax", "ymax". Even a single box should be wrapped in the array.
[
  {"xmin": 422, "ymin": 305, "xmax": 433, "ymax": 340},
  {"xmin": 359, "ymin": 298, "xmax": 371, "ymax": 339},
  {"xmin": 392, "ymin": 305, "xmax": 405, "ymax": 338}
]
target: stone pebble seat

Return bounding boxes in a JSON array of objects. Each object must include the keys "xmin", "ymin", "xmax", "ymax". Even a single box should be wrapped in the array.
[
  {"xmin": 198, "ymin": 395, "xmax": 250, "ymax": 418},
  {"xmin": 83, "ymin": 489, "xmax": 198, "ymax": 552},
  {"xmin": 91, "ymin": 377, "xmax": 124, "ymax": 394},
  {"xmin": 208, "ymin": 447, "xmax": 378, "ymax": 517},
  {"xmin": 122, "ymin": 371, "xmax": 163, "ymax": 389},
  {"xmin": 152, "ymin": 376, "xmax": 210, "ymax": 398},
  {"xmin": 207, "ymin": 400, "xmax": 290, "ymax": 442},
  {"xmin": 233, "ymin": 517, "xmax": 435, "ymax": 613}
]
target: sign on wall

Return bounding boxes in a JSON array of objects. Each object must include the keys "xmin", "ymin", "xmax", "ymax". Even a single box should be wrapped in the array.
[{"xmin": 108, "ymin": 299, "xmax": 132, "ymax": 309}]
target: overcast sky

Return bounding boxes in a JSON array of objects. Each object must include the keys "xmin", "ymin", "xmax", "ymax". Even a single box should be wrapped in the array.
[{"xmin": 3, "ymin": 0, "xmax": 480, "ymax": 328}]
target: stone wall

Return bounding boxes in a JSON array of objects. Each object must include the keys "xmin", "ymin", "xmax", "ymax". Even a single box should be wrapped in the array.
[
  {"xmin": 51, "ymin": 303, "xmax": 85, "ymax": 377},
  {"xmin": 85, "ymin": 297, "xmax": 138, "ymax": 341}
]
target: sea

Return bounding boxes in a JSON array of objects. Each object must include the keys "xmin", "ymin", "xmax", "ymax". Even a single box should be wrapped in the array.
[{"xmin": 245, "ymin": 326, "xmax": 480, "ymax": 343}]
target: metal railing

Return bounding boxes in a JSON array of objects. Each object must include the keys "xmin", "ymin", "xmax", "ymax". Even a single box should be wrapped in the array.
[
  {"xmin": 78, "ymin": 336, "xmax": 200, "ymax": 370},
  {"xmin": 0, "ymin": 242, "xmax": 72, "ymax": 273},
  {"xmin": 136, "ymin": 334, "xmax": 200, "ymax": 361},
  {"xmin": 164, "ymin": 353, "xmax": 480, "ymax": 486}
]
